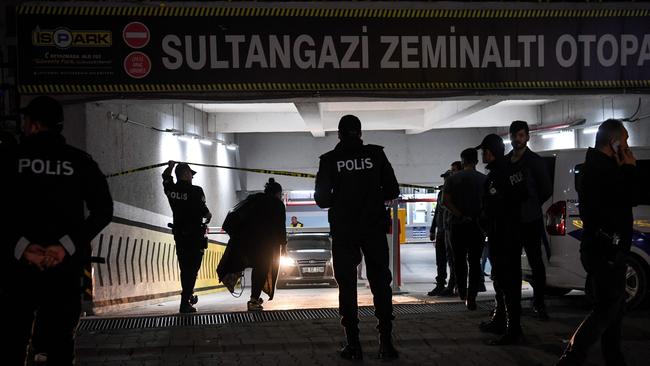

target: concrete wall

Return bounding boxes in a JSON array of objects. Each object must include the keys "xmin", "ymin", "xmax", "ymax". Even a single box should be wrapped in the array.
[
  {"xmin": 90, "ymin": 221, "xmax": 225, "ymax": 314},
  {"xmin": 525, "ymin": 96, "xmax": 650, "ymax": 152},
  {"xmin": 60, "ymin": 101, "xmax": 240, "ymax": 310},
  {"xmin": 84, "ymin": 101, "xmax": 240, "ymax": 227},
  {"xmin": 238, "ymin": 127, "xmax": 497, "ymax": 191}
]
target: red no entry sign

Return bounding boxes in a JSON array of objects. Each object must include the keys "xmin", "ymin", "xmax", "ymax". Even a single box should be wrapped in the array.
[
  {"xmin": 122, "ymin": 22, "xmax": 150, "ymax": 49},
  {"xmin": 123, "ymin": 51, "xmax": 151, "ymax": 79}
]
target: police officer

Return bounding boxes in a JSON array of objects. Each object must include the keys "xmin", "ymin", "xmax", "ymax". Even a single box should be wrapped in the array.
[
  {"xmin": 506, "ymin": 120, "xmax": 553, "ymax": 319},
  {"xmin": 162, "ymin": 161, "xmax": 212, "ymax": 313},
  {"xmin": 476, "ymin": 134, "xmax": 527, "ymax": 345},
  {"xmin": 1, "ymin": 96, "xmax": 113, "ymax": 365},
  {"xmin": 315, "ymin": 115, "xmax": 400, "ymax": 361},
  {"xmin": 557, "ymin": 120, "xmax": 637, "ymax": 366}
]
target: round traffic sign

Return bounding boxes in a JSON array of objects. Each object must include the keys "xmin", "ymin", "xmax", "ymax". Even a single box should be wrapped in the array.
[
  {"xmin": 123, "ymin": 51, "xmax": 151, "ymax": 79},
  {"xmin": 123, "ymin": 22, "xmax": 150, "ymax": 49}
]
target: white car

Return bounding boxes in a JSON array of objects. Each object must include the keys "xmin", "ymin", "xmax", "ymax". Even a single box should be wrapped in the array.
[{"xmin": 522, "ymin": 147, "xmax": 650, "ymax": 309}]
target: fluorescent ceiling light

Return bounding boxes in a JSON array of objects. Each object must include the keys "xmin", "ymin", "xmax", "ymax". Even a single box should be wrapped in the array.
[
  {"xmin": 188, "ymin": 103, "xmax": 297, "ymax": 113},
  {"xmin": 199, "ymin": 139, "xmax": 213, "ymax": 146},
  {"xmin": 496, "ymin": 99, "xmax": 555, "ymax": 106},
  {"xmin": 541, "ymin": 132, "xmax": 561, "ymax": 139},
  {"xmin": 226, "ymin": 143, "xmax": 238, "ymax": 151},
  {"xmin": 177, "ymin": 135, "xmax": 194, "ymax": 142},
  {"xmin": 582, "ymin": 127, "xmax": 599, "ymax": 134}
]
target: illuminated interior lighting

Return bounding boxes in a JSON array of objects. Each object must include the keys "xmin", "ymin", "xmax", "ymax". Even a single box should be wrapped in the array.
[
  {"xmin": 177, "ymin": 135, "xmax": 194, "ymax": 142},
  {"xmin": 541, "ymin": 132, "xmax": 561, "ymax": 139}
]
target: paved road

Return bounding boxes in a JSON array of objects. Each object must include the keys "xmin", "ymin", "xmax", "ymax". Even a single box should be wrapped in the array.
[
  {"xmin": 76, "ymin": 296, "xmax": 650, "ymax": 366},
  {"xmin": 100, "ymin": 243, "xmax": 526, "ymax": 317},
  {"xmin": 76, "ymin": 244, "xmax": 648, "ymax": 365}
]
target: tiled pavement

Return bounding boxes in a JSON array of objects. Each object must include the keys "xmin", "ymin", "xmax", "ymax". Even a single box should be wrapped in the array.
[{"xmin": 75, "ymin": 298, "xmax": 650, "ymax": 366}]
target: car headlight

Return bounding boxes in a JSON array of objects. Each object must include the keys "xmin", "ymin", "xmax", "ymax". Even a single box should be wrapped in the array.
[{"xmin": 280, "ymin": 256, "xmax": 296, "ymax": 266}]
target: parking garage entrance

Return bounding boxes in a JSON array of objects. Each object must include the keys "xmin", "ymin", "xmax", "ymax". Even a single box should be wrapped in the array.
[{"xmin": 10, "ymin": 2, "xmax": 650, "ymax": 316}]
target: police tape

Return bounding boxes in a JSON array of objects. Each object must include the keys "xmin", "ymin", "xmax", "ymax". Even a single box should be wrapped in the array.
[
  {"xmin": 105, "ymin": 162, "xmax": 435, "ymax": 190},
  {"xmin": 104, "ymin": 162, "xmax": 169, "ymax": 178}
]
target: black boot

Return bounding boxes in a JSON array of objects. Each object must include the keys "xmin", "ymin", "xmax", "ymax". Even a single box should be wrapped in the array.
[
  {"xmin": 479, "ymin": 309, "xmax": 506, "ymax": 334},
  {"xmin": 378, "ymin": 334, "xmax": 399, "ymax": 360},
  {"xmin": 489, "ymin": 321, "xmax": 523, "ymax": 346},
  {"xmin": 340, "ymin": 343, "xmax": 363, "ymax": 361},
  {"xmin": 340, "ymin": 328, "xmax": 363, "ymax": 361},
  {"xmin": 179, "ymin": 298, "xmax": 197, "ymax": 314},
  {"xmin": 427, "ymin": 284, "xmax": 446, "ymax": 296},
  {"xmin": 532, "ymin": 304, "xmax": 550, "ymax": 320},
  {"xmin": 465, "ymin": 296, "xmax": 477, "ymax": 311},
  {"xmin": 190, "ymin": 294, "xmax": 198, "ymax": 305}
]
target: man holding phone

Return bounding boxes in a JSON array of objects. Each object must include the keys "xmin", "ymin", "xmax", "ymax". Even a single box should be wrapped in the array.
[{"xmin": 557, "ymin": 119, "xmax": 638, "ymax": 366}]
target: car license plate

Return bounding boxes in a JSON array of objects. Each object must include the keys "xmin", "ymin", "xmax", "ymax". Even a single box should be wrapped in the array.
[{"xmin": 303, "ymin": 266, "xmax": 325, "ymax": 273}]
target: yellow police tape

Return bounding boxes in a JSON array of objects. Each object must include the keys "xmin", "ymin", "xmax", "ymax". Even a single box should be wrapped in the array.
[{"xmin": 105, "ymin": 162, "xmax": 435, "ymax": 190}]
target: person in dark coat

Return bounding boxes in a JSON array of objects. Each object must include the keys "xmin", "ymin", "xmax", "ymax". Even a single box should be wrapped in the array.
[
  {"xmin": 476, "ymin": 134, "xmax": 528, "ymax": 345},
  {"xmin": 218, "ymin": 178, "xmax": 287, "ymax": 311},
  {"xmin": 162, "ymin": 161, "xmax": 212, "ymax": 313},
  {"xmin": 1, "ymin": 96, "xmax": 113, "ymax": 365},
  {"xmin": 315, "ymin": 115, "xmax": 400, "ymax": 361},
  {"xmin": 506, "ymin": 120, "xmax": 553, "ymax": 319},
  {"xmin": 557, "ymin": 119, "xmax": 638, "ymax": 366},
  {"xmin": 443, "ymin": 148, "xmax": 487, "ymax": 311}
]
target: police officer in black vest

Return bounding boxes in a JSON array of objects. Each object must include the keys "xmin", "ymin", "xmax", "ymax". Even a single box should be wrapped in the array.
[
  {"xmin": 2, "ymin": 96, "xmax": 113, "ymax": 365},
  {"xmin": 162, "ymin": 161, "xmax": 212, "ymax": 313},
  {"xmin": 315, "ymin": 115, "xmax": 400, "ymax": 361},
  {"xmin": 476, "ymin": 134, "xmax": 527, "ymax": 345}
]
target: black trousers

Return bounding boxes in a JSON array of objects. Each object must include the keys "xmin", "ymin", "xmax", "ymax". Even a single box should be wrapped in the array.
[
  {"xmin": 332, "ymin": 231, "xmax": 393, "ymax": 337},
  {"xmin": 489, "ymin": 231, "xmax": 522, "ymax": 330},
  {"xmin": 564, "ymin": 253, "xmax": 627, "ymax": 365},
  {"xmin": 251, "ymin": 266, "xmax": 267, "ymax": 300},
  {"xmin": 175, "ymin": 235, "xmax": 205, "ymax": 301},
  {"xmin": 434, "ymin": 229, "xmax": 455, "ymax": 288},
  {"xmin": 2, "ymin": 264, "xmax": 82, "ymax": 366},
  {"xmin": 450, "ymin": 222, "xmax": 485, "ymax": 299},
  {"xmin": 521, "ymin": 218, "xmax": 547, "ymax": 307}
]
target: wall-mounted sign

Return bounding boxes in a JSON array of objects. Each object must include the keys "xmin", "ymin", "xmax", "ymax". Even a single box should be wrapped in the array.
[{"xmin": 16, "ymin": 5, "xmax": 650, "ymax": 96}]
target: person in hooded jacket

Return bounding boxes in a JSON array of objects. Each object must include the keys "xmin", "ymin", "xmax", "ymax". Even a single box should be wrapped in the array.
[
  {"xmin": 315, "ymin": 115, "xmax": 400, "ymax": 361},
  {"xmin": 218, "ymin": 178, "xmax": 287, "ymax": 311}
]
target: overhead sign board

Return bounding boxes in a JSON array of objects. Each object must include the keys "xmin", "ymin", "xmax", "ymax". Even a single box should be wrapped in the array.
[{"xmin": 16, "ymin": 5, "xmax": 650, "ymax": 97}]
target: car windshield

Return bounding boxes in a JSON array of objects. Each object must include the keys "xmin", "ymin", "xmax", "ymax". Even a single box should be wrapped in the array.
[{"xmin": 288, "ymin": 237, "xmax": 331, "ymax": 251}]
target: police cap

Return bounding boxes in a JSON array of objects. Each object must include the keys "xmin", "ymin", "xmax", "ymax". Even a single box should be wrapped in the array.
[
  {"xmin": 175, "ymin": 163, "xmax": 196, "ymax": 177},
  {"xmin": 19, "ymin": 96, "xmax": 64, "ymax": 129},
  {"xmin": 475, "ymin": 134, "xmax": 505, "ymax": 157}
]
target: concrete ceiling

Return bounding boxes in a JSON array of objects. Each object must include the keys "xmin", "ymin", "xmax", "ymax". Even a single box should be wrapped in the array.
[{"xmin": 189, "ymin": 98, "xmax": 554, "ymax": 137}]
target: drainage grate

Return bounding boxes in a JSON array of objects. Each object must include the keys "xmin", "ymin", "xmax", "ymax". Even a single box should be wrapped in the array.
[{"xmin": 79, "ymin": 301, "xmax": 494, "ymax": 331}]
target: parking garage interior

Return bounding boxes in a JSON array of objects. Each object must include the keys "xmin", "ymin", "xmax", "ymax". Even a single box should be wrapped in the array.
[{"xmin": 16, "ymin": 94, "xmax": 644, "ymax": 317}]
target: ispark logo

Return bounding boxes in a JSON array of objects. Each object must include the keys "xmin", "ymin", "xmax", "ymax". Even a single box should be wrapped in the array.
[{"xmin": 32, "ymin": 27, "xmax": 112, "ymax": 48}]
